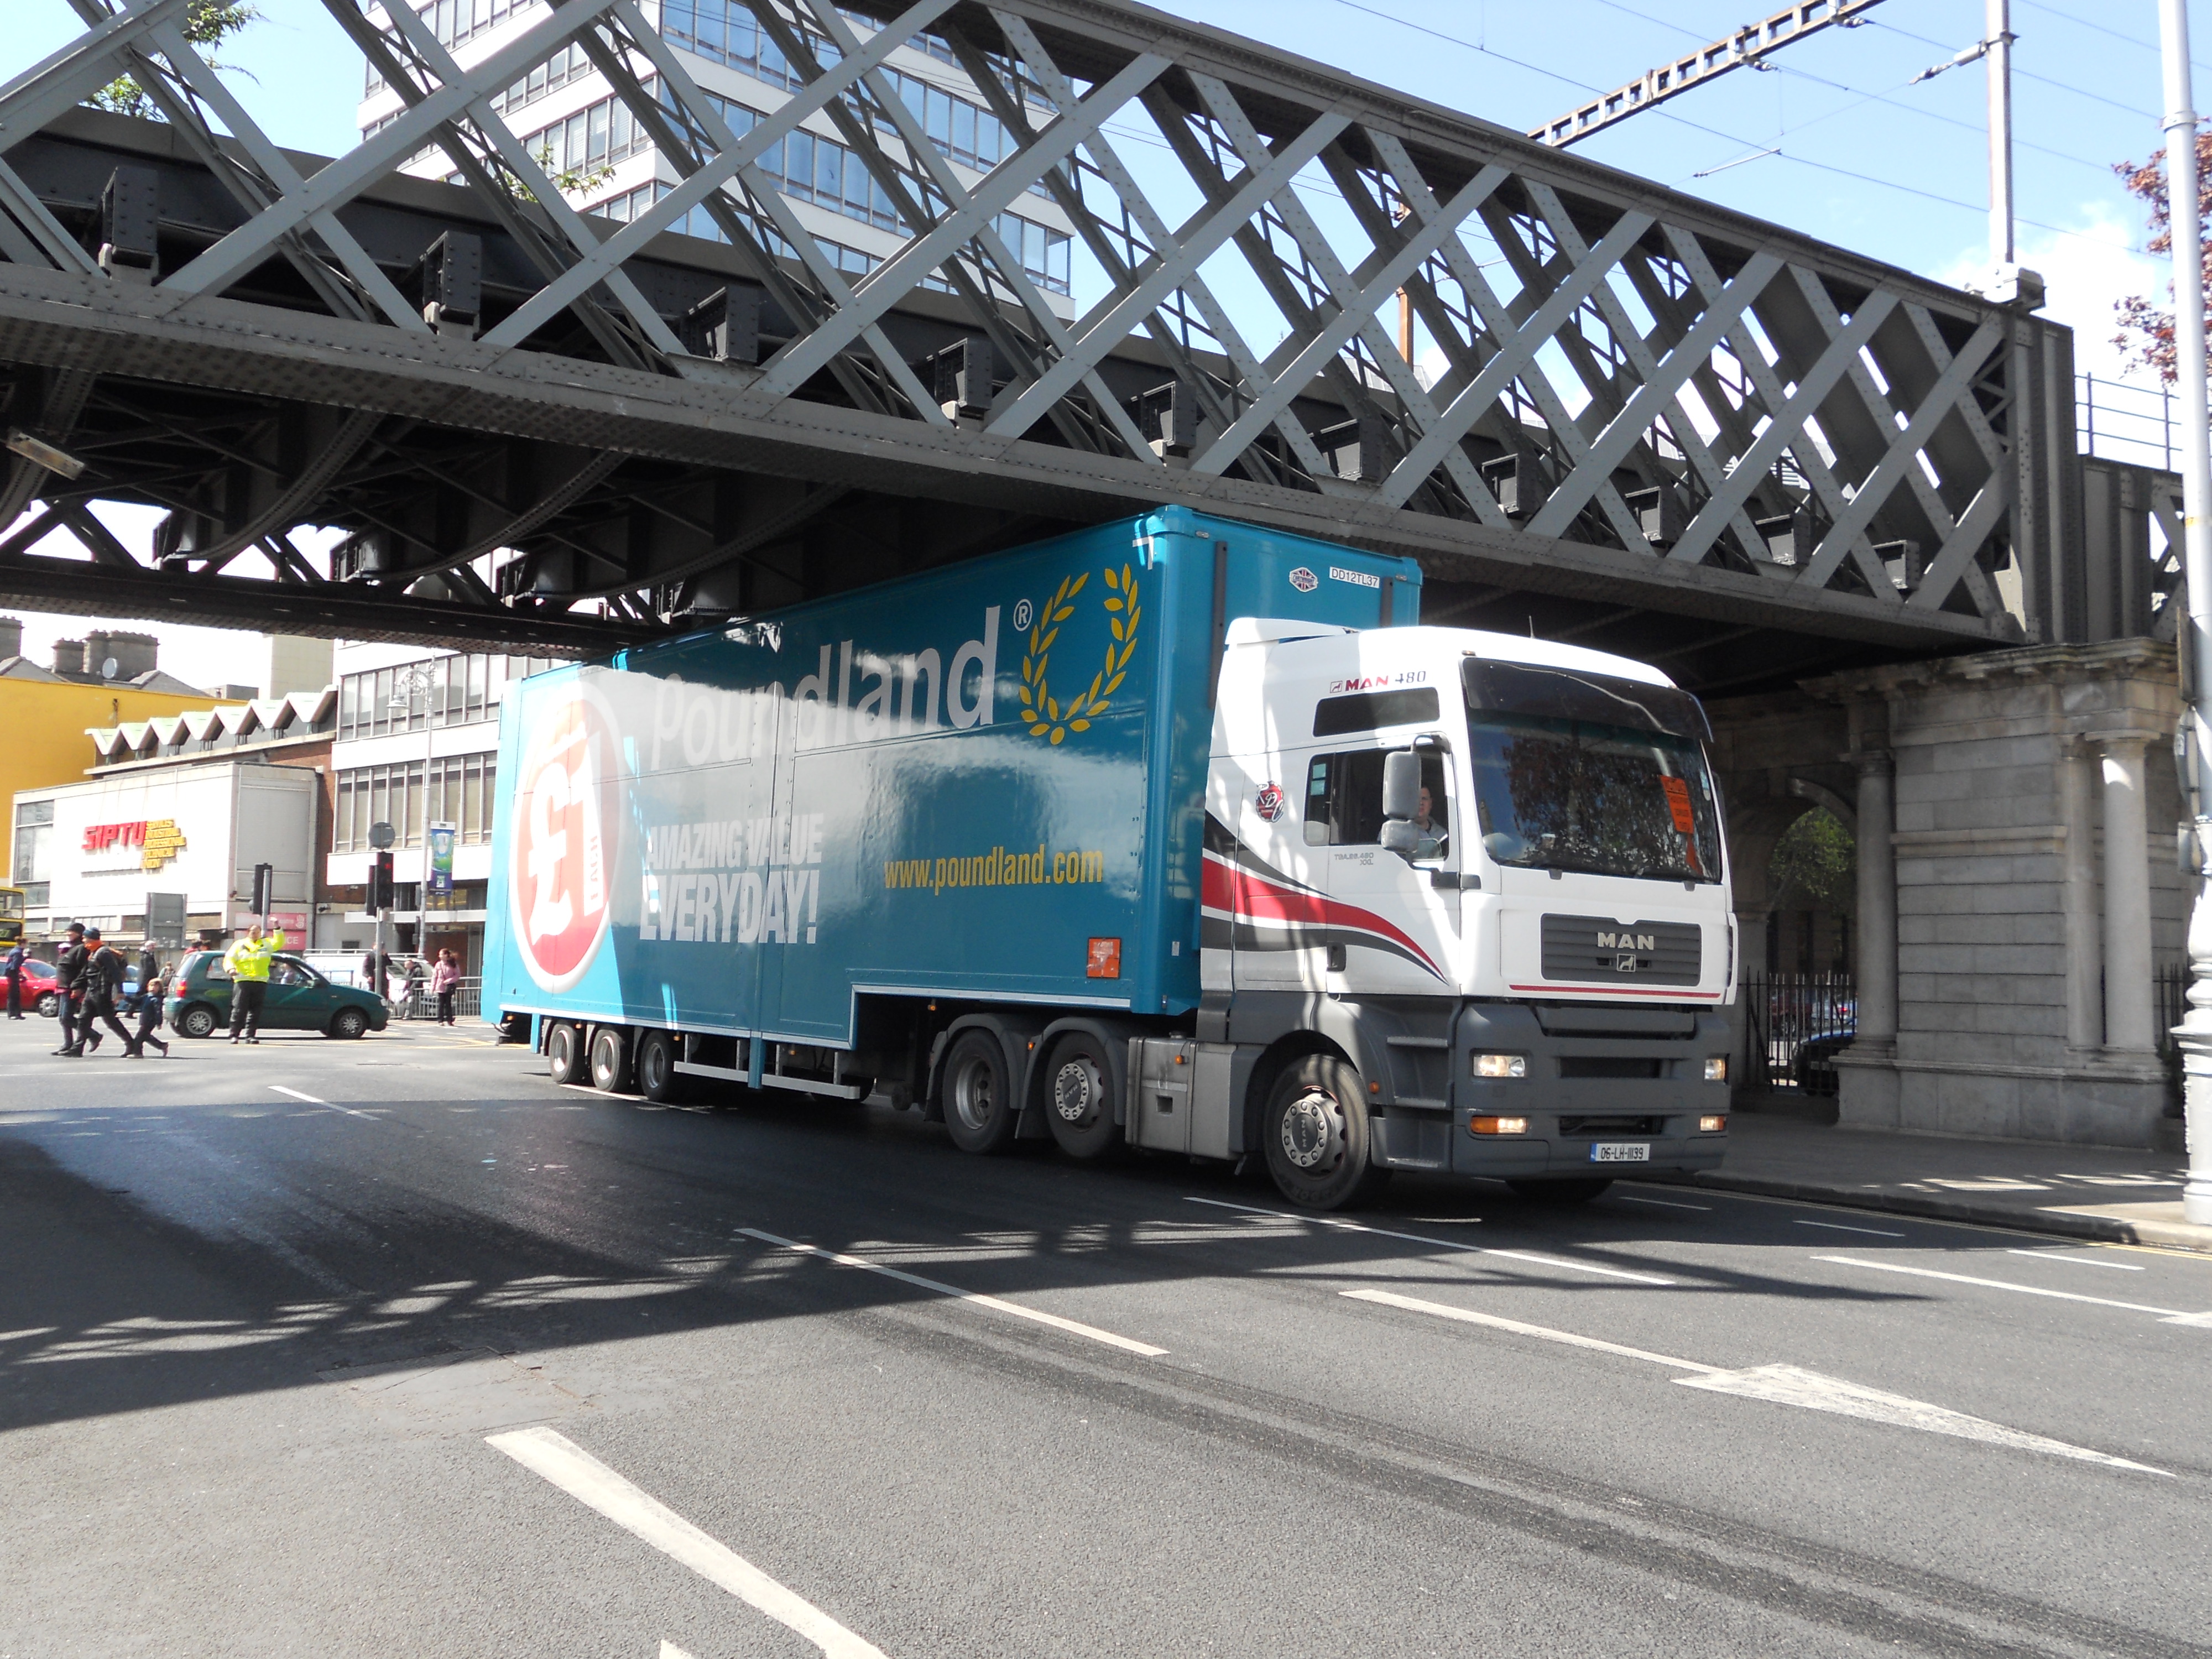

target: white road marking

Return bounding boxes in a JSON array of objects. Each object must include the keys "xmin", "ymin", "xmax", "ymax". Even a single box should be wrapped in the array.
[
  {"xmin": 1611, "ymin": 1193, "xmax": 1713, "ymax": 1211},
  {"xmin": 1814, "ymin": 1255, "xmax": 2212, "ymax": 1326},
  {"xmin": 1342, "ymin": 1288, "xmax": 1715, "ymax": 1370},
  {"xmin": 1794, "ymin": 1219, "xmax": 1906, "ymax": 1238},
  {"xmin": 268, "ymin": 1085, "xmax": 379, "ymax": 1121},
  {"xmin": 662, "ymin": 1643, "xmax": 697, "ymax": 1659},
  {"xmin": 737, "ymin": 1229, "xmax": 1166, "ymax": 1357},
  {"xmin": 1342, "ymin": 1289, "xmax": 2171, "ymax": 1476},
  {"xmin": 488, "ymin": 1426, "xmax": 889, "ymax": 1658},
  {"xmin": 1185, "ymin": 1196, "xmax": 1674, "ymax": 1284},
  {"xmin": 2005, "ymin": 1249, "xmax": 2143, "ymax": 1271}
]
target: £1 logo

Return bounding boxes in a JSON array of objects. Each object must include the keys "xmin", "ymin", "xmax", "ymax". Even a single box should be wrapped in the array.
[{"xmin": 510, "ymin": 686, "xmax": 624, "ymax": 992}]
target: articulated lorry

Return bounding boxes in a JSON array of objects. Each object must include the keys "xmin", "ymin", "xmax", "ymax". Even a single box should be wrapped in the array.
[{"xmin": 483, "ymin": 505, "xmax": 1736, "ymax": 1209}]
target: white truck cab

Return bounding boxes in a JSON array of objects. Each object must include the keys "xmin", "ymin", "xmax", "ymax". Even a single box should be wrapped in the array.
[{"xmin": 1162, "ymin": 618, "xmax": 1734, "ymax": 1208}]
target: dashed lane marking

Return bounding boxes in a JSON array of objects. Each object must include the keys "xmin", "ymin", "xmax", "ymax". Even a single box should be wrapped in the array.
[
  {"xmin": 1813, "ymin": 1255, "xmax": 2212, "ymax": 1326},
  {"xmin": 1611, "ymin": 1192, "xmax": 1713, "ymax": 1211},
  {"xmin": 1341, "ymin": 1289, "xmax": 2171, "ymax": 1476},
  {"xmin": 489, "ymin": 1427, "xmax": 890, "ymax": 1658},
  {"xmin": 736, "ymin": 1228, "xmax": 1167, "ymax": 1357},
  {"xmin": 1794, "ymin": 1219, "xmax": 1906, "ymax": 1238},
  {"xmin": 1183, "ymin": 1196, "xmax": 1675, "ymax": 1285},
  {"xmin": 268, "ymin": 1085, "xmax": 382, "ymax": 1121}
]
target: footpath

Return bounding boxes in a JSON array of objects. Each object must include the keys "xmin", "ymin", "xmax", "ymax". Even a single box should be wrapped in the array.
[{"xmin": 1634, "ymin": 1109, "xmax": 2212, "ymax": 1255}]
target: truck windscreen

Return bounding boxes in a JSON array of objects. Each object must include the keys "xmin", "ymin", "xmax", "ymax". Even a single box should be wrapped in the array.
[{"xmin": 1463, "ymin": 664, "xmax": 1721, "ymax": 884}]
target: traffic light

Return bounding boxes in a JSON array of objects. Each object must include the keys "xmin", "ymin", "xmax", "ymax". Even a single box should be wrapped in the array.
[
  {"xmin": 251, "ymin": 862, "xmax": 273, "ymax": 915},
  {"xmin": 369, "ymin": 851, "xmax": 395, "ymax": 911}
]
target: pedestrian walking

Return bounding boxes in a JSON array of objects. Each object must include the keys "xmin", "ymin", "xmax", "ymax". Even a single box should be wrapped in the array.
[
  {"xmin": 2, "ymin": 940, "xmax": 24, "ymax": 1019},
  {"xmin": 431, "ymin": 949, "xmax": 460, "ymax": 1025},
  {"xmin": 77, "ymin": 930, "xmax": 134, "ymax": 1056},
  {"xmin": 223, "ymin": 922, "xmax": 284, "ymax": 1044},
  {"xmin": 126, "ymin": 970, "xmax": 170, "ymax": 1058},
  {"xmin": 403, "ymin": 956, "xmax": 426, "ymax": 1020},
  {"xmin": 50, "ymin": 922, "xmax": 86, "ymax": 1055}
]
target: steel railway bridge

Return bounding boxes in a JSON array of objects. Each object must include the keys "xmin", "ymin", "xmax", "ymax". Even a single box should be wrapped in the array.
[{"xmin": 0, "ymin": 0, "xmax": 2167, "ymax": 685}]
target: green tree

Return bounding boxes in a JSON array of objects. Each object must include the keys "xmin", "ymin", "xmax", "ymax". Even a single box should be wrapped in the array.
[
  {"xmin": 88, "ymin": 1, "xmax": 258, "ymax": 121},
  {"xmin": 1769, "ymin": 807, "xmax": 1855, "ymax": 913}
]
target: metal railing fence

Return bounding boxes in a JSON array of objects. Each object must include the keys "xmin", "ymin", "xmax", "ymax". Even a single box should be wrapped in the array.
[
  {"xmin": 1738, "ymin": 971, "xmax": 1855, "ymax": 1095},
  {"xmin": 393, "ymin": 975, "xmax": 482, "ymax": 1022}
]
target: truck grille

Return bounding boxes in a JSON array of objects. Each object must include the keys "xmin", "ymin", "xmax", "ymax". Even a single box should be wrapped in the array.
[{"xmin": 1540, "ymin": 914, "xmax": 1702, "ymax": 985}]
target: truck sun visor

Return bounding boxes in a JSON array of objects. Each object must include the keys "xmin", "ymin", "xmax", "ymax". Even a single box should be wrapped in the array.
[
  {"xmin": 1312, "ymin": 685, "xmax": 1441, "ymax": 738},
  {"xmin": 1461, "ymin": 659, "xmax": 1711, "ymax": 742}
]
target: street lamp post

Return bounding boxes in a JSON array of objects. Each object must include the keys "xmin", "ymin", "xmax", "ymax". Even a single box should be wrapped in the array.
[
  {"xmin": 2158, "ymin": 0, "xmax": 2212, "ymax": 1225},
  {"xmin": 388, "ymin": 661, "xmax": 439, "ymax": 1018}
]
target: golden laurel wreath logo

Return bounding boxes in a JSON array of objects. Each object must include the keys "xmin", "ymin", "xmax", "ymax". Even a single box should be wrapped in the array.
[{"xmin": 1018, "ymin": 564, "xmax": 1140, "ymax": 744}]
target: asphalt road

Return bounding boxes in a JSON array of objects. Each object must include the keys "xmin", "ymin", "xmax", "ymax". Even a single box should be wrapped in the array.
[{"xmin": 3, "ymin": 1013, "xmax": 2209, "ymax": 1658}]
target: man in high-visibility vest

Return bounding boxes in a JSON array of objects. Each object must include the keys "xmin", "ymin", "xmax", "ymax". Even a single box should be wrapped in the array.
[{"xmin": 223, "ymin": 923, "xmax": 284, "ymax": 1044}]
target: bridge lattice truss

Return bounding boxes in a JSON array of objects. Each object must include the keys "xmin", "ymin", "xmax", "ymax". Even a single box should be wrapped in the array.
[{"xmin": 0, "ymin": 0, "xmax": 2061, "ymax": 659}]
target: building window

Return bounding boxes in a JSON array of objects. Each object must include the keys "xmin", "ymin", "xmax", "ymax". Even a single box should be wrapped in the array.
[
  {"xmin": 336, "ymin": 653, "xmax": 559, "ymax": 740},
  {"xmin": 426, "ymin": 753, "xmax": 499, "ymax": 845},
  {"xmin": 335, "ymin": 761, "xmax": 425, "ymax": 853},
  {"xmin": 13, "ymin": 800, "xmax": 53, "ymax": 886}
]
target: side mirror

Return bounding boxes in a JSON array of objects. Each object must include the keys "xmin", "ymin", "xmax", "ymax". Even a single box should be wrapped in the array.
[
  {"xmin": 1379, "ymin": 820, "xmax": 1421, "ymax": 857},
  {"xmin": 1381, "ymin": 750, "xmax": 1421, "ymax": 821}
]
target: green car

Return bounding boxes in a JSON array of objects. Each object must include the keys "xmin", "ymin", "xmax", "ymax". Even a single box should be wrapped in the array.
[{"xmin": 167, "ymin": 951, "xmax": 390, "ymax": 1040}]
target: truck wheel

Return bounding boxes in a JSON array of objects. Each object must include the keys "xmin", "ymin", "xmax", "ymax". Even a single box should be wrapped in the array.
[
  {"xmin": 178, "ymin": 1003, "xmax": 216, "ymax": 1039},
  {"xmin": 547, "ymin": 1021, "xmax": 587, "ymax": 1084},
  {"xmin": 941, "ymin": 1029, "xmax": 1017, "ymax": 1154},
  {"xmin": 1044, "ymin": 1031, "xmax": 1120, "ymax": 1160},
  {"xmin": 636, "ymin": 1030, "xmax": 692, "ymax": 1104},
  {"xmin": 1263, "ymin": 1053, "xmax": 1390, "ymax": 1211},
  {"xmin": 1506, "ymin": 1178, "xmax": 1614, "ymax": 1204},
  {"xmin": 589, "ymin": 1026, "xmax": 630, "ymax": 1093}
]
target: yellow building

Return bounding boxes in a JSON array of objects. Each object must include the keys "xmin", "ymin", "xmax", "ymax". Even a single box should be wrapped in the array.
[{"xmin": 3, "ymin": 620, "xmax": 245, "ymax": 919}]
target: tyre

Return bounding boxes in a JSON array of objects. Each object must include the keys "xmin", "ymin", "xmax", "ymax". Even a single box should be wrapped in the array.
[
  {"xmin": 1043, "ymin": 1030, "xmax": 1120, "ymax": 1160},
  {"xmin": 178, "ymin": 1003, "xmax": 217, "ymax": 1039},
  {"xmin": 940, "ymin": 1028, "xmax": 1017, "ymax": 1154},
  {"xmin": 636, "ymin": 1029, "xmax": 692, "ymax": 1104},
  {"xmin": 36, "ymin": 992, "xmax": 57, "ymax": 1018},
  {"xmin": 1262, "ymin": 1052, "xmax": 1390, "ymax": 1211},
  {"xmin": 328, "ymin": 1006, "xmax": 369, "ymax": 1040},
  {"xmin": 589, "ymin": 1025, "xmax": 630, "ymax": 1093},
  {"xmin": 1506, "ymin": 1177, "xmax": 1614, "ymax": 1204},
  {"xmin": 546, "ymin": 1020, "xmax": 587, "ymax": 1084}
]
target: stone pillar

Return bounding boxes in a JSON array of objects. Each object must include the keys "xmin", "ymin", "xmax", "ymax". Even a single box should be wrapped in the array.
[
  {"xmin": 1853, "ymin": 747, "xmax": 1898, "ymax": 1053},
  {"xmin": 2057, "ymin": 739, "xmax": 2103, "ymax": 1054},
  {"xmin": 2095, "ymin": 732, "xmax": 2158, "ymax": 1056}
]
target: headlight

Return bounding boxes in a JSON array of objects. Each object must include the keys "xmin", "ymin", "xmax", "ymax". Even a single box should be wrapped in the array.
[
  {"xmin": 1698, "ymin": 1114, "xmax": 1728, "ymax": 1134},
  {"xmin": 1472, "ymin": 1052, "xmax": 1527, "ymax": 1078},
  {"xmin": 1703, "ymin": 1056, "xmax": 1728, "ymax": 1083},
  {"xmin": 1469, "ymin": 1115, "xmax": 1530, "ymax": 1136}
]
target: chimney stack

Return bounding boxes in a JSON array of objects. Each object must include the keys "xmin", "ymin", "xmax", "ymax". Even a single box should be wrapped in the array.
[
  {"xmin": 0, "ymin": 616, "xmax": 20, "ymax": 661},
  {"xmin": 52, "ymin": 639, "xmax": 85, "ymax": 677},
  {"xmin": 84, "ymin": 629, "xmax": 158, "ymax": 681}
]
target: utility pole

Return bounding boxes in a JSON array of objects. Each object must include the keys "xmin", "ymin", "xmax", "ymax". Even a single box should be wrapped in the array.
[
  {"xmin": 1985, "ymin": 0, "xmax": 2013, "ymax": 265},
  {"xmin": 2160, "ymin": 0, "xmax": 2212, "ymax": 1226}
]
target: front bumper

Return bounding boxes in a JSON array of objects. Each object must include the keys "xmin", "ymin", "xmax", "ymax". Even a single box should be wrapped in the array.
[{"xmin": 1375, "ymin": 999, "xmax": 1732, "ymax": 1179}]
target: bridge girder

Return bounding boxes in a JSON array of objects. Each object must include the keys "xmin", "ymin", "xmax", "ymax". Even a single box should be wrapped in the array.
[{"xmin": 0, "ymin": 0, "xmax": 2074, "ymax": 681}]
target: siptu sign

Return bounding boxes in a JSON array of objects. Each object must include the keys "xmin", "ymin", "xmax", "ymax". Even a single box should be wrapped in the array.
[{"xmin": 81, "ymin": 819, "xmax": 187, "ymax": 871}]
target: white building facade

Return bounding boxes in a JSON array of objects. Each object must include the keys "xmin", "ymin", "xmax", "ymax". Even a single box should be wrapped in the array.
[
  {"xmin": 357, "ymin": 2, "xmax": 1076, "ymax": 310},
  {"xmin": 327, "ymin": 642, "xmax": 560, "ymax": 970}
]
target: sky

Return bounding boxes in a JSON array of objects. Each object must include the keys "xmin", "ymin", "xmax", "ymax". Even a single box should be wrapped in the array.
[{"xmin": 5, "ymin": 0, "xmax": 2206, "ymax": 684}]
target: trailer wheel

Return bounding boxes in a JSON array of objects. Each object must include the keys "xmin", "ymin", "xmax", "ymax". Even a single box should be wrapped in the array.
[
  {"xmin": 941, "ymin": 1029, "xmax": 1017, "ymax": 1154},
  {"xmin": 1262, "ymin": 1053, "xmax": 1389, "ymax": 1211},
  {"xmin": 1505, "ymin": 1178, "xmax": 1614, "ymax": 1204},
  {"xmin": 546, "ymin": 1021, "xmax": 587, "ymax": 1084},
  {"xmin": 636, "ymin": 1030, "xmax": 692, "ymax": 1105},
  {"xmin": 1044, "ymin": 1030, "xmax": 1120, "ymax": 1160},
  {"xmin": 589, "ymin": 1026, "xmax": 631, "ymax": 1093}
]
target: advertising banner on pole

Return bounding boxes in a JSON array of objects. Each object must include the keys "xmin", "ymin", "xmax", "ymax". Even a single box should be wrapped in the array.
[{"xmin": 428, "ymin": 822, "xmax": 457, "ymax": 896}]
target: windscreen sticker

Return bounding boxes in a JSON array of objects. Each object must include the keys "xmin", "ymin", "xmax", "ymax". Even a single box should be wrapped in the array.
[{"xmin": 1661, "ymin": 774, "xmax": 1697, "ymax": 833}]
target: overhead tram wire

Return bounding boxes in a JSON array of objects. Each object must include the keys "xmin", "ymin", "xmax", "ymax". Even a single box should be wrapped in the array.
[
  {"xmin": 1317, "ymin": 0, "xmax": 2148, "ymax": 257},
  {"xmin": 1577, "ymin": 0, "xmax": 2132, "ymax": 178},
  {"xmin": 1864, "ymin": 14, "xmax": 2166, "ymax": 118}
]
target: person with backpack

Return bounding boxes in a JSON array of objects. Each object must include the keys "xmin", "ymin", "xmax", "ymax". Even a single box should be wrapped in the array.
[{"xmin": 76, "ymin": 929, "xmax": 134, "ymax": 1056}]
